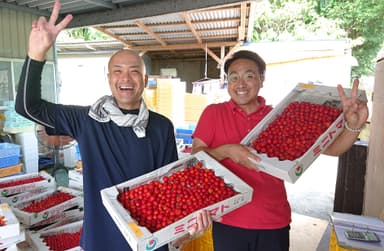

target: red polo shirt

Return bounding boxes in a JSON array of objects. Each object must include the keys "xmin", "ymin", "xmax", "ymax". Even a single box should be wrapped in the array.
[{"xmin": 193, "ymin": 97, "xmax": 291, "ymax": 229}]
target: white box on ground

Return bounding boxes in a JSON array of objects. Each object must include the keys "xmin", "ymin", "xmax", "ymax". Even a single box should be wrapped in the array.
[
  {"xmin": 0, "ymin": 204, "xmax": 20, "ymax": 240},
  {"xmin": 0, "ymin": 172, "xmax": 55, "ymax": 197},
  {"xmin": 241, "ymin": 83, "xmax": 367, "ymax": 183},
  {"xmin": 68, "ymin": 169, "xmax": 83, "ymax": 191},
  {"xmin": 28, "ymin": 220, "xmax": 83, "ymax": 251},
  {"xmin": 0, "ymin": 229, "xmax": 25, "ymax": 250},
  {"xmin": 29, "ymin": 205, "xmax": 84, "ymax": 229},
  {"xmin": 12, "ymin": 187, "xmax": 83, "ymax": 226},
  {"xmin": 14, "ymin": 131, "xmax": 39, "ymax": 173},
  {"xmin": 101, "ymin": 151, "xmax": 253, "ymax": 251},
  {"xmin": 0, "ymin": 186, "xmax": 55, "ymax": 206},
  {"xmin": 63, "ymin": 146, "xmax": 77, "ymax": 168}
]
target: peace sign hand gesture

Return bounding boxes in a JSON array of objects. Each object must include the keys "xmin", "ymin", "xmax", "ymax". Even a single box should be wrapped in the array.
[
  {"xmin": 337, "ymin": 80, "xmax": 369, "ymax": 132},
  {"xmin": 28, "ymin": 0, "xmax": 73, "ymax": 61}
]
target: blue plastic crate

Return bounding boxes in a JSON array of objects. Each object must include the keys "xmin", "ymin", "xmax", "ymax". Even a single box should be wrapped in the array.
[
  {"xmin": 0, "ymin": 155, "xmax": 20, "ymax": 168},
  {"xmin": 0, "ymin": 143, "xmax": 21, "ymax": 158},
  {"xmin": 175, "ymin": 128, "xmax": 193, "ymax": 145},
  {"xmin": 175, "ymin": 128, "xmax": 193, "ymax": 135},
  {"xmin": 175, "ymin": 135, "xmax": 192, "ymax": 144},
  {"xmin": 75, "ymin": 144, "xmax": 81, "ymax": 161}
]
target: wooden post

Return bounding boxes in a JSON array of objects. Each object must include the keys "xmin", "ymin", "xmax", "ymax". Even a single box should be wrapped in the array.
[{"xmin": 363, "ymin": 51, "xmax": 384, "ymax": 219}]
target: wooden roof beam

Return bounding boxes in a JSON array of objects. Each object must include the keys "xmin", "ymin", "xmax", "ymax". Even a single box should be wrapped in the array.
[
  {"xmin": 238, "ymin": 2, "xmax": 247, "ymax": 41},
  {"xmin": 127, "ymin": 41, "xmax": 238, "ymax": 51},
  {"xmin": 182, "ymin": 12, "xmax": 202, "ymax": 44},
  {"xmin": 246, "ymin": 1, "xmax": 256, "ymax": 42},
  {"xmin": 93, "ymin": 26, "xmax": 134, "ymax": 47},
  {"xmin": 134, "ymin": 20, "xmax": 167, "ymax": 46},
  {"xmin": 99, "ymin": 17, "xmax": 240, "ymax": 30},
  {"xmin": 111, "ymin": 27, "xmax": 239, "ymax": 38}
]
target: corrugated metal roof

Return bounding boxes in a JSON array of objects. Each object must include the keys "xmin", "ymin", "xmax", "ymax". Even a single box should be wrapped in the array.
[
  {"xmin": 1, "ymin": 0, "xmax": 256, "ymax": 62},
  {"xmin": 90, "ymin": 1, "xmax": 254, "ymax": 61},
  {"xmin": 93, "ymin": 2, "xmax": 253, "ymax": 49}
]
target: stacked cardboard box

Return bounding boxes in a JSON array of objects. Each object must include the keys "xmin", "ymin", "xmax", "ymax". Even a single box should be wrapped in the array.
[
  {"xmin": 156, "ymin": 78, "xmax": 186, "ymax": 126},
  {"xmin": 144, "ymin": 88, "xmax": 157, "ymax": 112},
  {"xmin": 184, "ymin": 93, "xmax": 209, "ymax": 126}
]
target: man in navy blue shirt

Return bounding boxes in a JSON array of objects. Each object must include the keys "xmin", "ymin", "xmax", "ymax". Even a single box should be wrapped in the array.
[{"xmin": 16, "ymin": 1, "xmax": 211, "ymax": 250}]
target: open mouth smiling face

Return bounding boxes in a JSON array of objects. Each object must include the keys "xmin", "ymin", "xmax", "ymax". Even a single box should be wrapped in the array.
[
  {"xmin": 118, "ymin": 85, "xmax": 135, "ymax": 92},
  {"xmin": 107, "ymin": 50, "xmax": 147, "ymax": 109}
]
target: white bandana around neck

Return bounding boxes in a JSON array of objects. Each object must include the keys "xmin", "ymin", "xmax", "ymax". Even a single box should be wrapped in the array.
[{"xmin": 88, "ymin": 95, "xmax": 149, "ymax": 138}]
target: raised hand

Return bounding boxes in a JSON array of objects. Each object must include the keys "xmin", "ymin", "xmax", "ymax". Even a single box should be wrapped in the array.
[
  {"xmin": 28, "ymin": 0, "xmax": 73, "ymax": 61},
  {"xmin": 337, "ymin": 79, "xmax": 369, "ymax": 131}
]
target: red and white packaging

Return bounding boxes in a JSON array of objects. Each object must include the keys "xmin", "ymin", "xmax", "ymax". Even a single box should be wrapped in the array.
[
  {"xmin": 0, "ymin": 172, "xmax": 55, "ymax": 197},
  {"xmin": 241, "ymin": 83, "xmax": 367, "ymax": 183},
  {"xmin": 28, "ymin": 220, "xmax": 83, "ymax": 251},
  {"xmin": 12, "ymin": 187, "xmax": 83, "ymax": 226},
  {"xmin": 101, "ymin": 151, "xmax": 253, "ymax": 251},
  {"xmin": 29, "ymin": 206, "xmax": 84, "ymax": 230},
  {"xmin": 0, "ymin": 186, "xmax": 56, "ymax": 206}
]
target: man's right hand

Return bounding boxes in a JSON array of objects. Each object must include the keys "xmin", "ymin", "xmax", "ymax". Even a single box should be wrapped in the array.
[
  {"xmin": 224, "ymin": 144, "xmax": 260, "ymax": 171},
  {"xmin": 28, "ymin": 0, "xmax": 73, "ymax": 61}
]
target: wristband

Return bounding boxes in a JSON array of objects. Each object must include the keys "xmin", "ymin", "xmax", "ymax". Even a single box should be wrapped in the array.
[{"xmin": 344, "ymin": 121, "xmax": 364, "ymax": 133}]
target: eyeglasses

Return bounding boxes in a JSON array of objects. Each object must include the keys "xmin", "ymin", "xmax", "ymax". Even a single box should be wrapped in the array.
[{"xmin": 227, "ymin": 71, "xmax": 259, "ymax": 84}]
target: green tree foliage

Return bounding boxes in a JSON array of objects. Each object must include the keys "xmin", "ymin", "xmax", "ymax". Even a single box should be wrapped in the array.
[
  {"xmin": 318, "ymin": 0, "xmax": 384, "ymax": 76},
  {"xmin": 253, "ymin": 1, "xmax": 346, "ymax": 41},
  {"xmin": 253, "ymin": 0, "xmax": 384, "ymax": 76},
  {"xmin": 57, "ymin": 27, "xmax": 110, "ymax": 42}
]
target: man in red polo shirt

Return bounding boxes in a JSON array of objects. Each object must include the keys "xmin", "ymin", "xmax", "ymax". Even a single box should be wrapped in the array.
[{"xmin": 191, "ymin": 50, "xmax": 369, "ymax": 251}]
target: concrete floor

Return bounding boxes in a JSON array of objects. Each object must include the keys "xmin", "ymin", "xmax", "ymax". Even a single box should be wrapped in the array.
[
  {"xmin": 290, "ymin": 212, "xmax": 330, "ymax": 251},
  {"xmin": 288, "ymin": 155, "xmax": 339, "ymax": 251}
]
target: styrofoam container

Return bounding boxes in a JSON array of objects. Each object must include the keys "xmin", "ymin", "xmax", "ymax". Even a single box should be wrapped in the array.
[
  {"xmin": 68, "ymin": 169, "xmax": 83, "ymax": 191},
  {"xmin": 0, "ymin": 203, "xmax": 20, "ymax": 240},
  {"xmin": 0, "ymin": 229, "xmax": 25, "ymax": 250},
  {"xmin": 35, "ymin": 210, "xmax": 84, "ymax": 232},
  {"xmin": 241, "ymin": 83, "xmax": 367, "ymax": 183},
  {"xmin": 28, "ymin": 220, "xmax": 83, "ymax": 251},
  {"xmin": 0, "ymin": 186, "xmax": 55, "ymax": 206},
  {"xmin": 101, "ymin": 151, "xmax": 253, "ymax": 251},
  {"xmin": 29, "ymin": 206, "xmax": 84, "ymax": 229},
  {"xmin": 12, "ymin": 187, "xmax": 83, "ymax": 226},
  {"xmin": 0, "ymin": 172, "xmax": 55, "ymax": 197}
]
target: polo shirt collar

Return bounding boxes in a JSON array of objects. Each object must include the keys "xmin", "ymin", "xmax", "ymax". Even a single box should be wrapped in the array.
[{"xmin": 229, "ymin": 96, "xmax": 267, "ymax": 115}]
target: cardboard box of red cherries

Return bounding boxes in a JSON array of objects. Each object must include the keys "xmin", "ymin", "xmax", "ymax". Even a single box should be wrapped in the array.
[
  {"xmin": 101, "ymin": 151, "xmax": 253, "ymax": 251},
  {"xmin": 241, "ymin": 83, "xmax": 367, "ymax": 183}
]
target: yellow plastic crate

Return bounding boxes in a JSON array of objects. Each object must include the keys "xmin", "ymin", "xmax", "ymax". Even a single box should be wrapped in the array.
[
  {"xmin": 182, "ymin": 226, "xmax": 213, "ymax": 251},
  {"xmin": 0, "ymin": 163, "xmax": 22, "ymax": 178},
  {"xmin": 329, "ymin": 227, "xmax": 358, "ymax": 251}
]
